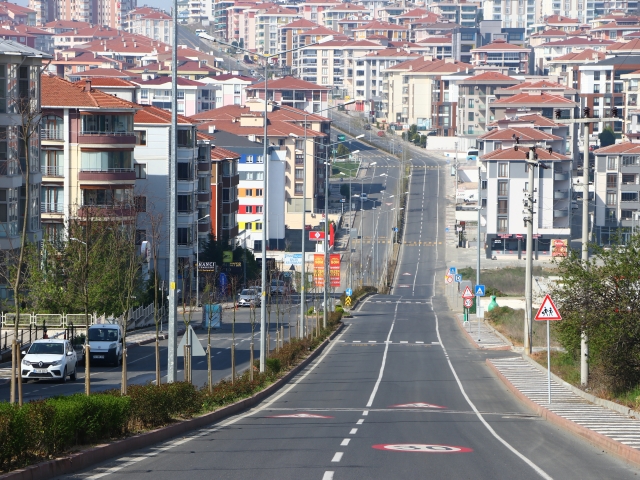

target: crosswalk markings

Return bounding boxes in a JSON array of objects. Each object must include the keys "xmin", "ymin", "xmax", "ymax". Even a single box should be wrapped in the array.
[
  {"xmin": 490, "ymin": 357, "xmax": 640, "ymax": 452},
  {"xmin": 412, "ymin": 165, "xmax": 440, "ymax": 169}
]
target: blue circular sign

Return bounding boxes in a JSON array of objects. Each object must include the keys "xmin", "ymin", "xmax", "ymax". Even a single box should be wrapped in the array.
[{"xmin": 346, "ymin": 288, "xmax": 353, "ymax": 296}]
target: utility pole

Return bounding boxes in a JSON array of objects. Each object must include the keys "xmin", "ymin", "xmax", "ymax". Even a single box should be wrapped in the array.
[
  {"xmin": 477, "ymin": 162, "xmax": 482, "ymax": 340},
  {"xmin": 524, "ymin": 145, "xmax": 536, "ymax": 355},
  {"xmin": 555, "ymin": 110, "xmax": 619, "ymax": 386}
]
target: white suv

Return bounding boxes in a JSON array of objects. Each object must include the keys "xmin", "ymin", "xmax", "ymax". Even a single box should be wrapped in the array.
[{"xmin": 21, "ymin": 339, "xmax": 78, "ymax": 383}]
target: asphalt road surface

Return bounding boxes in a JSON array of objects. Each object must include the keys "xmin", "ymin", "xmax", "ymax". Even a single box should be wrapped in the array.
[{"xmin": 61, "ymin": 138, "xmax": 640, "ymax": 479}]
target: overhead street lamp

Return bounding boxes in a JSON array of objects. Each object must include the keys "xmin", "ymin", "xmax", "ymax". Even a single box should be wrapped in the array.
[
  {"xmin": 196, "ymin": 214, "xmax": 210, "ymax": 307},
  {"xmin": 280, "ymin": 100, "xmax": 356, "ymax": 338},
  {"xmin": 198, "ymin": 31, "xmax": 334, "ymax": 372}
]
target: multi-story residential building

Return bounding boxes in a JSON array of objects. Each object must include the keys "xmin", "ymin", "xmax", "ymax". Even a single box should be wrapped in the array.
[
  {"xmin": 538, "ymin": 15, "xmax": 581, "ymax": 31},
  {"xmin": 470, "ymin": 39, "xmax": 531, "ymax": 74},
  {"xmin": 482, "ymin": 0, "xmax": 539, "ymax": 30},
  {"xmin": 533, "ymin": 37, "xmax": 614, "ymax": 75},
  {"xmin": 39, "ymin": 75, "xmax": 139, "ymax": 247},
  {"xmin": 132, "ymin": 105, "xmax": 212, "ymax": 284},
  {"xmin": 622, "ymin": 70, "xmax": 640, "ymax": 140},
  {"xmin": 0, "ymin": 40, "xmax": 49, "ymax": 300},
  {"xmin": 134, "ymin": 77, "xmax": 217, "ymax": 116},
  {"xmin": 590, "ymin": 16, "xmax": 640, "ymax": 41},
  {"xmin": 457, "ymin": 71, "xmax": 520, "ymax": 138},
  {"xmin": 353, "ymin": 20, "xmax": 409, "ymax": 42},
  {"xmin": 547, "ymin": 49, "xmax": 606, "ymax": 89},
  {"xmin": 122, "ymin": 7, "xmax": 173, "ymax": 45},
  {"xmin": 592, "ymin": 142, "xmax": 640, "ymax": 244},
  {"xmin": 86, "ymin": 77, "xmax": 138, "ymax": 102},
  {"xmin": 280, "ymin": 23, "xmax": 348, "ymax": 70},
  {"xmin": 245, "ymin": 76, "xmax": 330, "ymax": 115},
  {"xmin": 298, "ymin": 0, "xmax": 340, "ymax": 26},
  {"xmin": 50, "ymin": 48, "xmax": 122, "ymax": 80},
  {"xmin": 383, "ymin": 56, "xmax": 472, "ymax": 132},
  {"xmin": 198, "ymin": 73, "xmax": 255, "ymax": 108},
  {"xmin": 0, "ymin": 25, "xmax": 54, "ymax": 53},
  {"xmin": 0, "ymin": 2, "xmax": 36, "ymax": 25},
  {"xmin": 579, "ymin": 56, "xmax": 640, "ymax": 142},
  {"xmin": 322, "ymin": 3, "xmax": 369, "ymax": 32},
  {"xmin": 254, "ymin": 5, "xmax": 299, "ymax": 56},
  {"xmin": 30, "ymin": 0, "xmax": 135, "ymax": 29},
  {"xmin": 209, "ymin": 142, "xmax": 240, "ymax": 244},
  {"xmin": 428, "ymin": 0, "xmax": 479, "ymax": 28},
  {"xmin": 480, "ymin": 128, "xmax": 572, "ymax": 258}
]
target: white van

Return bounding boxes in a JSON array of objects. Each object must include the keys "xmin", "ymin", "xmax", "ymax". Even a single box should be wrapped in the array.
[{"xmin": 87, "ymin": 324, "xmax": 123, "ymax": 366}]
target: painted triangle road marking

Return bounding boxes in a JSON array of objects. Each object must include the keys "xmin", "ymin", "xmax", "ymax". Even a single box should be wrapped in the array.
[
  {"xmin": 268, "ymin": 413, "xmax": 334, "ymax": 418},
  {"xmin": 534, "ymin": 294, "xmax": 562, "ymax": 321}
]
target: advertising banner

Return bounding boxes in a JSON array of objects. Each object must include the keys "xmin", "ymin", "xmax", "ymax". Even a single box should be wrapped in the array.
[
  {"xmin": 552, "ymin": 239, "xmax": 568, "ymax": 257},
  {"xmin": 330, "ymin": 254, "xmax": 340, "ymax": 287},
  {"xmin": 314, "ymin": 254, "xmax": 324, "ymax": 287}
]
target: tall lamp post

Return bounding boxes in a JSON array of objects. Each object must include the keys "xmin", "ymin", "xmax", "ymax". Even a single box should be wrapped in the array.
[
  {"xmin": 197, "ymin": 32, "xmax": 333, "ymax": 372},
  {"xmin": 196, "ymin": 214, "xmax": 210, "ymax": 306}
]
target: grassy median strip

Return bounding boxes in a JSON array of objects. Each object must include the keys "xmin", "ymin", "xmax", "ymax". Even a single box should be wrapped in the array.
[{"xmin": 0, "ymin": 311, "xmax": 344, "ymax": 473}]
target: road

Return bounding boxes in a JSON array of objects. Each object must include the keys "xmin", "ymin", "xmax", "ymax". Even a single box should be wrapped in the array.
[
  {"xmin": 62, "ymin": 128, "xmax": 640, "ymax": 479},
  {"xmin": 0, "ymin": 306, "xmax": 296, "ymax": 402},
  {"xmin": 177, "ymin": 27, "xmax": 251, "ymax": 75}
]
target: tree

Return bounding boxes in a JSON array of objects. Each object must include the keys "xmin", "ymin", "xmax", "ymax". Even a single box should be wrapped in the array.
[
  {"xmin": 340, "ymin": 183, "xmax": 350, "ymax": 199},
  {"xmin": 552, "ymin": 233, "xmax": 640, "ymax": 391},
  {"xmin": 599, "ymin": 127, "xmax": 615, "ymax": 148},
  {"xmin": 200, "ymin": 234, "xmax": 260, "ymax": 280},
  {"xmin": 336, "ymin": 143, "xmax": 350, "ymax": 159}
]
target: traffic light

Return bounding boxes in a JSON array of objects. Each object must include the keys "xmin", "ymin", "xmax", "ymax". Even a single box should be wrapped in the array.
[
  {"xmin": 583, "ymin": 106, "xmax": 590, "ymax": 118},
  {"xmin": 555, "ymin": 109, "xmax": 562, "ymax": 119},
  {"xmin": 612, "ymin": 106, "xmax": 618, "ymax": 117}
]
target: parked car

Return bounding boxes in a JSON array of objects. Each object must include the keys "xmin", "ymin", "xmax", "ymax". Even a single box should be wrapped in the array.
[
  {"xmin": 237, "ymin": 288, "xmax": 261, "ymax": 307},
  {"xmin": 363, "ymin": 124, "xmax": 371, "ymax": 130},
  {"xmin": 270, "ymin": 280, "xmax": 287, "ymax": 295},
  {"xmin": 87, "ymin": 324, "xmax": 123, "ymax": 366},
  {"xmin": 361, "ymin": 192, "xmax": 368, "ymax": 200},
  {"xmin": 21, "ymin": 339, "xmax": 78, "ymax": 383}
]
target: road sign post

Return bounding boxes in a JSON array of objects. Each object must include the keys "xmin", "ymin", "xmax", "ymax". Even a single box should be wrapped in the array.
[{"xmin": 535, "ymin": 294, "xmax": 562, "ymax": 404}]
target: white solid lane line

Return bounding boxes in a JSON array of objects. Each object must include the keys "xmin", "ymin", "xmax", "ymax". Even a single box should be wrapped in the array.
[
  {"xmin": 331, "ymin": 452, "xmax": 343, "ymax": 462},
  {"xmin": 366, "ymin": 300, "xmax": 400, "ymax": 408},
  {"xmin": 341, "ymin": 439, "xmax": 351, "ymax": 446}
]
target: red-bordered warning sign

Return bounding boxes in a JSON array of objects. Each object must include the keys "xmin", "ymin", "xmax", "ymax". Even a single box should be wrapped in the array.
[
  {"xmin": 372, "ymin": 444, "xmax": 473, "ymax": 453},
  {"xmin": 534, "ymin": 294, "xmax": 562, "ymax": 321},
  {"xmin": 461, "ymin": 286, "xmax": 474, "ymax": 299}
]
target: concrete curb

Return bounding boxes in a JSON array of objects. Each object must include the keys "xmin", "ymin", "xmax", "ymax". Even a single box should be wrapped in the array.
[
  {"xmin": 520, "ymin": 353, "xmax": 640, "ymax": 420},
  {"xmin": 0, "ymin": 323, "xmax": 345, "ymax": 480},
  {"xmin": 453, "ymin": 312, "xmax": 511, "ymax": 351},
  {"xmin": 486, "ymin": 359, "xmax": 640, "ymax": 469}
]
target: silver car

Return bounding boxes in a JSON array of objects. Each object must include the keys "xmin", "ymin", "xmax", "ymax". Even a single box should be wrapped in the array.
[{"xmin": 237, "ymin": 288, "xmax": 261, "ymax": 307}]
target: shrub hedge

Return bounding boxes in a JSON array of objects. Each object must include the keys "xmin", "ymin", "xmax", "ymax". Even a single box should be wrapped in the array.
[{"xmin": 0, "ymin": 310, "xmax": 344, "ymax": 473}]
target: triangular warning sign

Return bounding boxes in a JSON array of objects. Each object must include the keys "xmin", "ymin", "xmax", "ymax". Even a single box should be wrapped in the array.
[
  {"xmin": 461, "ymin": 286, "xmax": 474, "ymax": 299},
  {"xmin": 177, "ymin": 325, "xmax": 207, "ymax": 356},
  {"xmin": 534, "ymin": 294, "xmax": 562, "ymax": 321}
]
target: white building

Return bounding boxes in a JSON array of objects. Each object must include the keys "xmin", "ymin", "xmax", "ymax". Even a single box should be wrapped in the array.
[
  {"xmin": 198, "ymin": 73, "xmax": 255, "ymax": 108},
  {"xmin": 134, "ymin": 77, "xmax": 216, "ymax": 117}
]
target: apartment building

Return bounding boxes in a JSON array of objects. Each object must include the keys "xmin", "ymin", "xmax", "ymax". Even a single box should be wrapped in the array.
[
  {"xmin": 592, "ymin": 143, "xmax": 640, "ymax": 244},
  {"xmin": 39, "ymin": 75, "xmax": 139, "ymax": 249},
  {"xmin": 470, "ymin": 39, "xmax": 531, "ymax": 74},
  {"xmin": 245, "ymin": 76, "xmax": 329, "ymax": 115},
  {"xmin": 480, "ymin": 128, "xmax": 572, "ymax": 258},
  {"xmin": 134, "ymin": 77, "xmax": 216, "ymax": 116},
  {"xmin": 122, "ymin": 7, "xmax": 173, "ymax": 45},
  {"xmin": 622, "ymin": 70, "xmax": 640, "ymax": 140},
  {"xmin": 198, "ymin": 74, "xmax": 255, "ymax": 108},
  {"xmin": 428, "ymin": 0, "xmax": 479, "ymax": 28},
  {"xmin": 0, "ymin": 2, "xmax": 36, "ymax": 25},
  {"xmin": 280, "ymin": 22, "xmax": 348, "ymax": 69},
  {"xmin": 547, "ymin": 49, "xmax": 606, "ymax": 89},
  {"xmin": 209, "ymin": 142, "xmax": 239, "ymax": 244},
  {"xmin": 533, "ymin": 38, "xmax": 614, "ymax": 75},
  {"xmin": 30, "ymin": 0, "xmax": 135, "ymax": 29},
  {"xmin": 255, "ymin": 5, "xmax": 299, "ymax": 56},
  {"xmin": 482, "ymin": 0, "xmax": 539, "ymax": 30},
  {"xmin": 322, "ymin": 3, "xmax": 369, "ymax": 32},
  {"xmin": 132, "ymin": 105, "xmax": 212, "ymax": 283},
  {"xmin": 353, "ymin": 20, "xmax": 409, "ymax": 42},
  {"xmin": 298, "ymin": 0, "xmax": 340, "ymax": 26},
  {"xmin": 0, "ymin": 40, "xmax": 49, "ymax": 300}
]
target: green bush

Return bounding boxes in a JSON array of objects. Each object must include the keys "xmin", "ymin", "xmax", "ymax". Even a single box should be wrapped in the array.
[
  {"xmin": 266, "ymin": 358, "xmax": 282, "ymax": 375},
  {"xmin": 335, "ymin": 305, "xmax": 344, "ymax": 313}
]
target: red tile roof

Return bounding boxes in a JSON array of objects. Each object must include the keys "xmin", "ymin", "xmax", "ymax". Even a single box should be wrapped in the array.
[
  {"xmin": 135, "ymin": 105, "xmax": 192, "ymax": 125},
  {"xmin": 283, "ymin": 18, "xmax": 318, "ymax": 28},
  {"xmin": 211, "ymin": 146, "xmax": 240, "ymax": 161},
  {"xmin": 464, "ymin": 71, "xmax": 517, "ymax": 82},
  {"xmin": 545, "ymin": 15, "xmax": 579, "ymax": 23},
  {"xmin": 479, "ymin": 127, "xmax": 562, "ymax": 141},
  {"xmin": 354, "ymin": 20, "xmax": 409, "ymax": 30},
  {"xmin": 42, "ymin": 74, "xmax": 138, "ymax": 110},
  {"xmin": 540, "ymin": 37, "xmax": 614, "ymax": 46},
  {"xmin": 504, "ymin": 80, "xmax": 567, "ymax": 90},
  {"xmin": 364, "ymin": 48, "xmax": 420, "ymax": 58},
  {"xmin": 387, "ymin": 57, "xmax": 472, "ymax": 73},
  {"xmin": 531, "ymin": 29, "xmax": 567, "ymax": 37},
  {"xmin": 549, "ymin": 48, "xmax": 606, "ymax": 62},
  {"xmin": 75, "ymin": 77, "xmax": 136, "ymax": 87},
  {"xmin": 74, "ymin": 68, "xmax": 134, "ymax": 78},
  {"xmin": 135, "ymin": 76, "xmax": 205, "ymax": 86},
  {"xmin": 593, "ymin": 142, "xmax": 640, "ymax": 154},
  {"xmin": 248, "ymin": 76, "xmax": 328, "ymax": 91},
  {"xmin": 481, "ymin": 147, "xmax": 570, "ymax": 161},
  {"xmin": 472, "ymin": 39, "xmax": 530, "ymax": 51},
  {"xmin": 607, "ymin": 38, "xmax": 640, "ymax": 52},
  {"xmin": 492, "ymin": 92, "xmax": 576, "ymax": 106}
]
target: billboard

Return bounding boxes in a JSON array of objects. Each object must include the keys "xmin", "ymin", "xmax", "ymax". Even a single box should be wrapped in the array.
[
  {"xmin": 552, "ymin": 239, "xmax": 568, "ymax": 257},
  {"xmin": 314, "ymin": 254, "xmax": 324, "ymax": 287},
  {"xmin": 330, "ymin": 254, "xmax": 340, "ymax": 287}
]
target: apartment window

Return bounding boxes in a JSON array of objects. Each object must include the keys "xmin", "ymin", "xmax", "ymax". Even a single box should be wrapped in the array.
[
  {"xmin": 468, "ymin": 98, "xmax": 474, "ymax": 108},
  {"xmin": 622, "ymin": 210, "xmax": 634, "ymax": 220},
  {"xmin": 622, "ymin": 174, "xmax": 637, "ymax": 184},
  {"xmin": 256, "ymin": 189, "xmax": 263, "ymax": 196},
  {"xmin": 497, "ymin": 217, "xmax": 508, "ymax": 233},
  {"xmin": 606, "ymin": 192, "xmax": 617, "ymax": 205},
  {"xmin": 607, "ymin": 156, "xmax": 618, "ymax": 170},
  {"xmin": 134, "ymin": 195, "xmax": 146, "ymax": 212},
  {"xmin": 621, "ymin": 192, "xmax": 639, "ymax": 202},
  {"xmin": 0, "ymin": 65, "xmax": 6, "ymax": 113},
  {"xmin": 80, "ymin": 150, "xmax": 132, "ymax": 172},
  {"xmin": 245, "ymin": 222, "xmax": 252, "ymax": 230},
  {"xmin": 198, "ymin": 176, "xmax": 208, "ymax": 192},
  {"xmin": 0, "ymin": 188, "xmax": 18, "ymax": 237},
  {"xmin": 177, "ymin": 129, "xmax": 193, "ymax": 148},
  {"xmin": 177, "ymin": 194, "xmax": 193, "ymax": 212},
  {"xmin": 294, "ymin": 183, "xmax": 303, "ymax": 195},
  {"xmin": 141, "ymin": 89, "xmax": 148, "ymax": 99},
  {"xmin": 594, "ymin": 84, "xmax": 600, "ymax": 94},
  {"xmin": 256, "ymin": 155, "xmax": 264, "ymax": 164},
  {"xmin": 135, "ymin": 163, "xmax": 146, "ymax": 179},
  {"xmin": 498, "ymin": 163, "xmax": 509, "ymax": 178},
  {"xmin": 233, "ymin": 84, "xmax": 240, "ymax": 95},
  {"xmin": 468, "ymin": 112, "xmax": 474, "ymax": 121},
  {"xmin": 246, "ymin": 155, "xmax": 254, "ymax": 163},
  {"xmin": 177, "ymin": 227, "xmax": 192, "ymax": 245},
  {"xmin": 606, "ymin": 208, "xmax": 617, "ymax": 223},
  {"xmin": 135, "ymin": 130, "xmax": 147, "ymax": 145},
  {"xmin": 481, "ymin": 180, "xmax": 487, "ymax": 190},
  {"xmin": 606, "ymin": 173, "xmax": 617, "ymax": 188},
  {"xmin": 256, "ymin": 205, "xmax": 263, "ymax": 213},
  {"xmin": 498, "ymin": 180, "xmax": 508, "ymax": 196},
  {"xmin": 177, "ymin": 162, "xmax": 193, "ymax": 180},
  {"xmin": 295, "ymin": 168, "xmax": 304, "ymax": 180},
  {"xmin": 622, "ymin": 155, "xmax": 639, "ymax": 166},
  {"xmin": 245, "ymin": 189, "xmax": 253, "ymax": 196},
  {"xmin": 255, "ymin": 222, "xmax": 262, "ymax": 231},
  {"xmin": 498, "ymin": 199, "xmax": 508, "ymax": 214},
  {"xmin": 594, "ymin": 71, "xmax": 600, "ymax": 81}
]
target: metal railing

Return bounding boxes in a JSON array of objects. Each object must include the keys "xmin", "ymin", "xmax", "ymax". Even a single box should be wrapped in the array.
[
  {"xmin": 41, "ymin": 165, "xmax": 63, "ymax": 176},
  {"xmin": 41, "ymin": 128, "xmax": 63, "ymax": 140},
  {"xmin": 41, "ymin": 202, "xmax": 64, "ymax": 213},
  {"xmin": 80, "ymin": 130, "xmax": 136, "ymax": 136},
  {"xmin": 79, "ymin": 167, "xmax": 135, "ymax": 173}
]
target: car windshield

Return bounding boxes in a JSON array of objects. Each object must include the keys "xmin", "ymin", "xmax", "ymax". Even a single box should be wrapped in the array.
[
  {"xmin": 240, "ymin": 289, "xmax": 255, "ymax": 295},
  {"xmin": 88, "ymin": 328, "xmax": 118, "ymax": 342},
  {"xmin": 28, "ymin": 343, "xmax": 64, "ymax": 355}
]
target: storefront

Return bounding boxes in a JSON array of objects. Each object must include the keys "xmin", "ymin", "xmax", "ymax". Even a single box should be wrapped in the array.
[{"xmin": 486, "ymin": 234, "xmax": 569, "ymax": 259}]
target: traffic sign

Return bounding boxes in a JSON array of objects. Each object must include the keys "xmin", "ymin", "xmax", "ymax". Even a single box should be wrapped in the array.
[
  {"xmin": 454, "ymin": 274, "xmax": 462, "ymax": 283},
  {"xmin": 475, "ymin": 285, "xmax": 485, "ymax": 296},
  {"xmin": 346, "ymin": 288, "xmax": 353, "ymax": 297},
  {"xmin": 463, "ymin": 298, "xmax": 473, "ymax": 308},
  {"xmin": 309, "ymin": 230, "xmax": 326, "ymax": 241},
  {"xmin": 445, "ymin": 275, "xmax": 453, "ymax": 284},
  {"xmin": 448, "ymin": 267, "xmax": 457, "ymax": 275},
  {"xmin": 461, "ymin": 286, "xmax": 474, "ymax": 299},
  {"xmin": 535, "ymin": 294, "xmax": 562, "ymax": 321},
  {"xmin": 345, "ymin": 296, "xmax": 352, "ymax": 306}
]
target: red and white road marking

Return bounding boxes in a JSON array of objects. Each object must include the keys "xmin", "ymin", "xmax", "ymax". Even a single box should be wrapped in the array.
[
  {"xmin": 372, "ymin": 444, "xmax": 472, "ymax": 453},
  {"xmin": 390, "ymin": 402, "xmax": 446, "ymax": 409},
  {"xmin": 268, "ymin": 413, "xmax": 334, "ymax": 419}
]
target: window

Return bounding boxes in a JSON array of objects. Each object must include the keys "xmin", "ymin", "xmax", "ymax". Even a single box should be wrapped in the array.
[
  {"xmin": 622, "ymin": 174, "xmax": 637, "ymax": 184},
  {"xmin": 82, "ymin": 188, "xmax": 132, "ymax": 206},
  {"xmin": 606, "ymin": 173, "xmax": 617, "ymax": 188},
  {"xmin": 135, "ymin": 163, "xmax": 146, "ymax": 179},
  {"xmin": 481, "ymin": 180, "xmax": 487, "ymax": 190},
  {"xmin": 594, "ymin": 71, "xmax": 600, "ymax": 81},
  {"xmin": 295, "ymin": 168, "xmax": 304, "ymax": 180},
  {"xmin": 498, "ymin": 163, "xmax": 508, "ymax": 178},
  {"xmin": 606, "ymin": 192, "xmax": 617, "ymax": 205},
  {"xmin": 0, "ymin": 188, "xmax": 18, "ymax": 237},
  {"xmin": 177, "ymin": 162, "xmax": 193, "ymax": 180},
  {"xmin": 468, "ymin": 111, "xmax": 474, "ymax": 121},
  {"xmin": 255, "ymin": 222, "xmax": 262, "ymax": 230},
  {"xmin": 177, "ymin": 129, "xmax": 193, "ymax": 148},
  {"xmin": 607, "ymin": 156, "xmax": 618, "ymax": 170},
  {"xmin": 606, "ymin": 208, "xmax": 617, "ymax": 223},
  {"xmin": 245, "ymin": 222, "xmax": 252, "ymax": 230},
  {"xmin": 135, "ymin": 130, "xmax": 147, "ymax": 145},
  {"xmin": 141, "ymin": 89, "xmax": 148, "ymax": 99},
  {"xmin": 245, "ymin": 205, "xmax": 253, "ymax": 214},
  {"xmin": 198, "ymin": 176, "xmax": 208, "ymax": 192},
  {"xmin": 622, "ymin": 155, "xmax": 638, "ymax": 166},
  {"xmin": 0, "ymin": 65, "xmax": 6, "ymax": 113},
  {"xmin": 594, "ymin": 84, "xmax": 600, "ymax": 94},
  {"xmin": 80, "ymin": 150, "xmax": 132, "ymax": 171},
  {"xmin": 468, "ymin": 98, "xmax": 474, "ymax": 108},
  {"xmin": 82, "ymin": 114, "xmax": 132, "ymax": 134},
  {"xmin": 621, "ymin": 192, "xmax": 639, "ymax": 202},
  {"xmin": 134, "ymin": 195, "xmax": 146, "ymax": 212},
  {"xmin": 294, "ymin": 183, "xmax": 303, "ymax": 195},
  {"xmin": 497, "ymin": 217, "xmax": 508, "ymax": 233},
  {"xmin": 498, "ymin": 180, "xmax": 508, "ymax": 196},
  {"xmin": 498, "ymin": 199, "xmax": 508, "ymax": 214},
  {"xmin": 177, "ymin": 227, "xmax": 192, "ymax": 245},
  {"xmin": 256, "ymin": 205, "xmax": 263, "ymax": 213},
  {"xmin": 621, "ymin": 210, "xmax": 634, "ymax": 220},
  {"xmin": 246, "ymin": 155, "xmax": 254, "ymax": 163},
  {"xmin": 245, "ymin": 189, "xmax": 253, "ymax": 197},
  {"xmin": 256, "ymin": 189, "xmax": 263, "ymax": 196},
  {"xmin": 177, "ymin": 194, "xmax": 193, "ymax": 212},
  {"xmin": 257, "ymin": 155, "xmax": 264, "ymax": 163},
  {"xmin": 234, "ymin": 84, "xmax": 241, "ymax": 94}
]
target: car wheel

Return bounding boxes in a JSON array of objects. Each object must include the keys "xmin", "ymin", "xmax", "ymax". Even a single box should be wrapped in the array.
[
  {"xmin": 70, "ymin": 366, "xmax": 77, "ymax": 381},
  {"xmin": 60, "ymin": 367, "xmax": 67, "ymax": 383},
  {"xmin": 22, "ymin": 377, "xmax": 28, "ymax": 383}
]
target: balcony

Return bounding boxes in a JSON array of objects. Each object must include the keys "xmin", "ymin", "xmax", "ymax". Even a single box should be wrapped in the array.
[
  {"xmin": 41, "ymin": 203, "xmax": 64, "ymax": 214},
  {"xmin": 78, "ymin": 168, "xmax": 136, "ymax": 181},
  {"xmin": 77, "ymin": 205, "xmax": 135, "ymax": 219},
  {"xmin": 198, "ymin": 192, "xmax": 210, "ymax": 202},
  {"xmin": 553, "ymin": 209, "xmax": 569, "ymax": 217},
  {"xmin": 78, "ymin": 131, "xmax": 136, "ymax": 145},
  {"xmin": 41, "ymin": 128, "xmax": 63, "ymax": 141},
  {"xmin": 198, "ymin": 162, "xmax": 211, "ymax": 172},
  {"xmin": 41, "ymin": 165, "xmax": 64, "ymax": 177},
  {"xmin": 553, "ymin": 190, "xmax": 569, "ymax": 199},
  {"xmin": 198, "ymin": 222, "xmax": 210, "ymax": 233},
  {"xmin": 554, "ymin": 171, "xmax": 569, "ymax": 181}
]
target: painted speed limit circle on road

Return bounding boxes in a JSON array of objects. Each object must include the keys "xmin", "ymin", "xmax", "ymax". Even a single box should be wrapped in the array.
[{"xmin": 372, "ymin": 444, "xmax": 473, "ymax": 453}]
